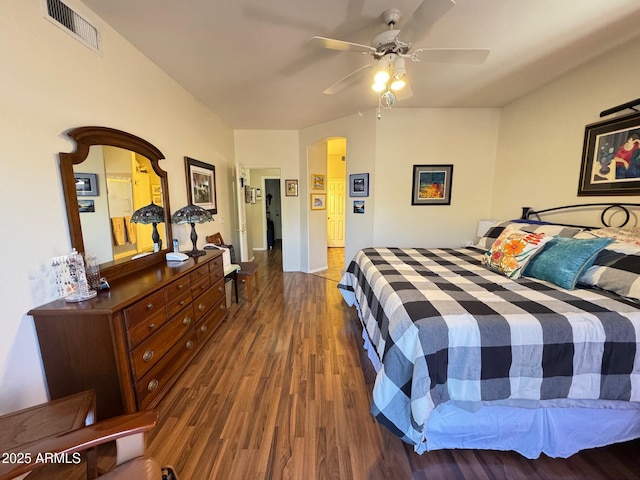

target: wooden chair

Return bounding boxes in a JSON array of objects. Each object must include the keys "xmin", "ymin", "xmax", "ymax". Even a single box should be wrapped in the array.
[
  {"xmin": 0, "ymin": 409, "xmax": 176, "ymax": 480},
  {"xmin": 206, "ymin": 233, "xmax": 259, "ymax": 302}
]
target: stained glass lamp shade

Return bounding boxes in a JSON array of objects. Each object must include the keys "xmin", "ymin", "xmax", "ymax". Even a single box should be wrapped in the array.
[
  {"xmin": 130, "ymin": 202, "xmax": 165, "ymax": 251},
  {"xmin": 171, "ymin": 204, "xmax": 213, "ymax": 257}
]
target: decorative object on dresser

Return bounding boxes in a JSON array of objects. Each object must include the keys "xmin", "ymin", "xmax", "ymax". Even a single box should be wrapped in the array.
[
  {"xmin": 131, "ymin": 202, "xmax": 166, "ymax": 253},
  {"xmin": 29, "ymin": 249, "xmax": 227, "ymax": 421},
  {"xmin": 171, "ymin": 204, "xmax": 213, "ymax": 257}
]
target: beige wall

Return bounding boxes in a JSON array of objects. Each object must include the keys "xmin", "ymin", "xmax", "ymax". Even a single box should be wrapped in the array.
[
  {"xmin": 492, "ymin": 36, "xmax": 640, "ymax": 224},
  {"xmin": 0, "ymin": 0, "xmax": 234, "ymax": 413}
]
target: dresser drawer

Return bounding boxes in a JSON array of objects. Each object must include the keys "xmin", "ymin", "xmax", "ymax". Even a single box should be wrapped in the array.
[
  {"xmin": 167, "ymin": 289, "xmax": 193, "ymax": 318},
  {"xmin": 135, "ymin": 330, "xmax": 197, "ymax": 409},
  {"xmin": 190, "ymin": 264, "xmax": 210, "ymax": 285},
  {"xmin": 126, "ymin": 308, "xmax": 168, "ymax": 348},
  {"xmin": 166, "ymin": 276, "xmax": 191, "ymax": 298},
  {"xmin": 124, "ymin": 289, "xmax": 166, "ymax": 329},
  {"xmin": 192, "ymin": 283, "xmax": 220, "ymax": 322},
  {"xmin": 191, "ymin": 274, "xmax": 211, "ymax": 298},
  {"xmin": 130, "ymin": 313, "xmax": 193, "ymax": 380},
  {"xmin": 196, "ymin": 297, "xmax": 227, "ymax": 346},
  {"xmin": 209, "ymin": 277, "xmax": 225, "ymax": 305},
  {"xmin": 209, "ymin": 255, "xmax": 224, "ymax": 282}
]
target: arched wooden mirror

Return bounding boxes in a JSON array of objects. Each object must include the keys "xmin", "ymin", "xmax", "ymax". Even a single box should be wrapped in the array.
[{"xmin": 60, "ymin": 126, "xmax": 173, "ymax": 281}]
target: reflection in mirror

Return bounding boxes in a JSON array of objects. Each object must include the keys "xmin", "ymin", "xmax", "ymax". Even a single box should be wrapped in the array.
[
  {"xmin": 60, "ymin": 126, "xmax": 172, "ymax": 282},
  {"xmin": 74, "ymin": 146, "xmax": 167, "ymax": 264}
]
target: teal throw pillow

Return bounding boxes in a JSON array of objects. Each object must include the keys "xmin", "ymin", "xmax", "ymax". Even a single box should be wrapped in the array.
[{"xmin": 524, "ymin": 237, "xmax": 614, "ymax": 289}]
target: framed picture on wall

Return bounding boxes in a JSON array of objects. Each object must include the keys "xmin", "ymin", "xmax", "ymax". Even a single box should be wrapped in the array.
[
  {"xmin": 185, "ymin": 157, "xmax": 217, "ymax": 213},
  {"xmin": 310, "ymin": 193, "xmax": 326, "ymax": 210},
  {"xmin": 411, "ymin": 164, "xmax": 453, "ymax": 205},
  {"xmin": 75, "ymin": 173, "xmax": 98, "ymax": 196},
  {"xmin": 577, "ymin": 111, "xmax": 640, "ymax": 195},
  {"xmin": 285, "ymin": 179, "xmax": 298, "ymax": 197},
  {"xmin": 311, "ymin": 173, "xmax": 325, "ymax": 190},
  {"xmin": 349, "ymin": 173, "xmax": 369, "ymax": 197}
]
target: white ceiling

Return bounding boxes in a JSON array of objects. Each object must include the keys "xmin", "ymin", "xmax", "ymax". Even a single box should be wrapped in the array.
[{"xmin": 81, "ymin": 0, "xmax": 640, "ymax": 130}]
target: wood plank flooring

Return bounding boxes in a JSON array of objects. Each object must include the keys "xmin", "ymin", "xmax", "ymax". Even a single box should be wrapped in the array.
[{"xmin": 27, "ymin": 243, "xmax": 640, "ymax": 479}]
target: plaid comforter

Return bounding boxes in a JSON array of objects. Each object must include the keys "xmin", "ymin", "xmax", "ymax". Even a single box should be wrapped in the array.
[{"xmin": 337, "ymin": 247, "xmax": 640, "ymax": 453}]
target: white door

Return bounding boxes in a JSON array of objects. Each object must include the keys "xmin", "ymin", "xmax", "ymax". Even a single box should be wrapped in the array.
[
  {"xmin": 235, "ymin": 164, "xmax": 250, "ymax": 261},
  {"xmin": 327, "ymin": 178, "xmax": 345, "ymax": 247}
]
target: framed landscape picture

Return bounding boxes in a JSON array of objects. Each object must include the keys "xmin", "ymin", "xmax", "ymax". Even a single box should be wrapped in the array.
[
  {"xmin": 349, "ymin": 173, "xmax": 369, "ymax": 197},
  {"xmin": 411, "ymin": 164, "xmax": 453, "ymax": 205},
  {"xmin": 75, "ymin": 172, "xmax": 98, "ymax": 196},
  {"xmin": 185, "ymin": 157, "xmax": 217, "ymax": 213}
]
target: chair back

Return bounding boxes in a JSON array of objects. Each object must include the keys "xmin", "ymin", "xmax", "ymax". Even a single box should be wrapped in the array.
[{"xmin": 206, "ymin": 232, "xmax": 224, "ymax": 245}]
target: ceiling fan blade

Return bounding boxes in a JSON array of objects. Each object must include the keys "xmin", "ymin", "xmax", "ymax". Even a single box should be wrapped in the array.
[
  {"xmin": 323, "ymin": 64, "xmax": 373, "ymax": 95},
  {"xmin": 412, "ymin": 48, "xmax": 490, "ymax": 64},
  {"xmin": 399, "ymin": 0, "xmax": 455, "ymax": 43},
  {"xmin": 310, "ymin": 36, "xmax": 376, "ymax": 54},
  {"xmin": 395, "ymin": 81, "xmax": 413, "ymax": 101}
]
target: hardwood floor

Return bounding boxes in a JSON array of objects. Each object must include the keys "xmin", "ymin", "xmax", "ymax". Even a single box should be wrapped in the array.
[{"xmin": 27, "ymin": 244, "xmax": 640, "ymax": 479}]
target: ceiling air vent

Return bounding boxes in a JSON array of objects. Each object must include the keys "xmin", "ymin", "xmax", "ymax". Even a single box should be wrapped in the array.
[{"xmin": 43, "ymin": 0, "xmax": 101, "ymax": 54}]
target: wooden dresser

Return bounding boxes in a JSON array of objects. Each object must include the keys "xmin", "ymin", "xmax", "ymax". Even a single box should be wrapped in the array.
[{"xmin": 28, "ymin": 250, "xmax": 226, "ymax": 420}]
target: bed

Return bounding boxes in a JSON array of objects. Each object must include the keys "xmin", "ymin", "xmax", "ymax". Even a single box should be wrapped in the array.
[{"xmin": 337, "ymin": 205, "xmax": 640, "ymax": 459}]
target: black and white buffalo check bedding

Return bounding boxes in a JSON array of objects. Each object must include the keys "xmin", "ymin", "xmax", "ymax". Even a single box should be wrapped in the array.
[{"xmin": 337, "ymin": 247, "xmax": 640, "ymax": 452}]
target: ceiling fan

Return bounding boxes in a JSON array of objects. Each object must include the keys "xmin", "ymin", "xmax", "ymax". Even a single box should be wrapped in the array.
[{"xmin": 308, "ymin": 0, "xmax": 489, "ymax": 113}]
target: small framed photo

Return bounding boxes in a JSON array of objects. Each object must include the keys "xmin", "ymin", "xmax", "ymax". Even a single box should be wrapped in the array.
[
  {"xmin": 75, "ymin": 173, "xmax": 98, "ymax": 196},
  {"xmin": 285, "ymin": 179, "xmax": 298, "ymax": 197},
  {"xmin": 311, "ymin": 173, "xmax": 325, "ymax": 190},
  {"xmin": 185, "ymin": 157, "xmax": 217, "ymax": 214},
  {"xmin": 411, "ymin": 164, "xmax": 453, "ymax": 205},
  {"xmin": 578, "ymin": 111, "xmax": 640, "ymax": 195},
  {"xmin": 310, "ymin": 193, "xmax": 326, "ymax": 210},
  {"xmin": 349, "ymin": 173, "xmax": 369, "ymax": 197},
  {"xmin": 353, "ymin": 200, "xmax": 365, "ymax": 214},
  {"xmin": 78, "ymin": 199, "xmax": 95, "ymax": 212}
]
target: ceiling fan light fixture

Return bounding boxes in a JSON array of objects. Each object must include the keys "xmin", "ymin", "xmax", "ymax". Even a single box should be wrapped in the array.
[
  {"xmin": 373, "ymin": 69, "xmax": 389, "ymax": 84},
  {"xmin": 390, "ymin": 78, "xmax": 406, "ymax": 91}
]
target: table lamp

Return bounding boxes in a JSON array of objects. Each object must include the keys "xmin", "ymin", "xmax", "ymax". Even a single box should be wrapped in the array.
[
  {"xmin": 130, "ymin": 202, "xmax": 165, "ymax": 252},
  {"xmin": 171, "ymin": 204, "xmax": 213, "ymax": 257}
]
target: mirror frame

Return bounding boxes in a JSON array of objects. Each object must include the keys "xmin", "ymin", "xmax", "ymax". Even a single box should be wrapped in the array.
[{"xmin": 60, "ymin": 126, "xmax": 173, "ymax": 281}]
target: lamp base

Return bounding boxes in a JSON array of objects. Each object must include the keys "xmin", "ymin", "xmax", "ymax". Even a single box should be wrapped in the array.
[{"xmin": 186, "ymin": 249, "xmax": 207, "ymax": 257}]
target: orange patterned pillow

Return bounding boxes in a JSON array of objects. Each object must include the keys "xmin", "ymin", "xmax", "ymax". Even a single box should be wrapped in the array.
[{"xmin": 482, "ymin": 228, "xmax": 552, "ymax": 279}]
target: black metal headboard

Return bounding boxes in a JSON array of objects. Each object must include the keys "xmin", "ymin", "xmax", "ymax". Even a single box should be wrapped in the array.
[{"xmin": 520, "ymin": 203, "xmax": 640, "ymax": 229}]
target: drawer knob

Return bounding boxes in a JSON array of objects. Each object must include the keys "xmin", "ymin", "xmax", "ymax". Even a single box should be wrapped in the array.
[
  {"xmin": 182, "ymin": 317, "xmax": 192, "ymax": 326},
  {"xmin": 179, "ymin": 300, "xmax": 185, "ymax": 306},
  {"xmin": 200, "ymin": 324, "xmax": 208, "ymax": 333},
  {"xmin": 198, "ymin": 303, "xmax": 205, "ymax": 312},
  {"xmin": 186, "ymin": 340, "xmax": 194, "ymax": 350},
  {"xmin": 143, "ymin": 350, "xmax": 154, "ymax": 362},
  {"xmin": 220, "ymin": 304, "xmax": 225, "ymax": 311},
  {"xmin": 178, "ymin": 284, "xmax": 184, "ymax": 289},
  {"xmin": 218, "ymin": 285, "xmax": 224, "ymax": 292},
  {"xmin": 147, "ymin": 379, "xmax": 159, "ymax": 392},
  {"xmin": 148, "ymin": 323, "xmax": 156, "ymax": 330},
  {"xmin": 146, "ymin": 303, "xmax": 153, "ymax": 310}
]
